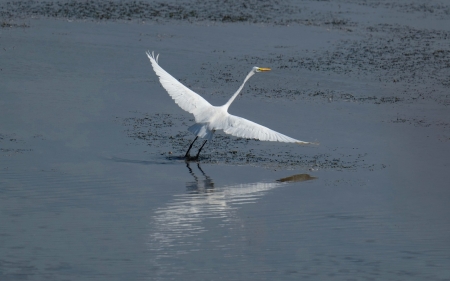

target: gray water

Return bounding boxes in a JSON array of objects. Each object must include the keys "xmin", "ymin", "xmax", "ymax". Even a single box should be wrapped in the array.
[{"xmin": 1, "ymin": 1, "xmax": 450, "ymax": 280}]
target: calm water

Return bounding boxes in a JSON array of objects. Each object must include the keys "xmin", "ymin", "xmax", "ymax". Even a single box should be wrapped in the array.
[
  {"xmin": 2, "ymin": 151, "xmax": 449, "ymax": 280},
  {"xmin": 1, "ymin": 10, "xmax": 450, "ymax": 281}
]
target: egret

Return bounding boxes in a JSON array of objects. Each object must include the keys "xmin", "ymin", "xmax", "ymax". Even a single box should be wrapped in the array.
[{"xmin": 146, "ymin": 51, "xmax": 313, "ymax": 159}]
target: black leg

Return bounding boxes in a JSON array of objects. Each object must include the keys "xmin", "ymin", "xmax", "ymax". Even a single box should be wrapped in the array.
[
  {"xmin": 185, "ymin": 136, "xmax": 198, "ymax": 158},
  {"xmin": 195, "ymin": 140, "xmax": 208, "ymax": 158}
]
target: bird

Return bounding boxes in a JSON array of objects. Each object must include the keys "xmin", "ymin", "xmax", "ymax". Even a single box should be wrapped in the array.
[{"xmin": 146, "ymin": 51, "xmax": 313, "ymax": 159}]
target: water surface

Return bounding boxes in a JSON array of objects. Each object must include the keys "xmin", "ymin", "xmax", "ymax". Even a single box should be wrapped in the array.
[{"xmin": 1, "ymin": 1, "xmax": 450, "ymax": 280}]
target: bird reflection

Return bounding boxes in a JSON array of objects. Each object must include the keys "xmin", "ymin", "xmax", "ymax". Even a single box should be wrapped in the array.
[{"xmin": 148, "ymin": 162, "xmax": 316, "ymax": 263}]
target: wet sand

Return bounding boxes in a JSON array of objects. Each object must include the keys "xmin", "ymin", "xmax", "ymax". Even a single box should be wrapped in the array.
[{"xmin": 1, "ymin": 0, "xmax": 449, "ymax": 280}]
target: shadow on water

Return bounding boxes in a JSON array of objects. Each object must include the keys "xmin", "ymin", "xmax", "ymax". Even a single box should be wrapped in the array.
[
  {"xmin": 147, "ymin": 161, "xmax": 316, "ymax": 278},
  {"xmin": 277, "ymin": 173, "xmax": 317, "ymax": 183},
  {"xmin": 108, "ymin": 155, "xmax": 185, "ymax": 165},
  {"xmin": 108, "ymin": 154, "xmax": 215, "ymax": 166}
]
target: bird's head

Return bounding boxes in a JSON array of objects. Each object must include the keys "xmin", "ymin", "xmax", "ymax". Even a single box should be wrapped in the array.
[{"xmin": 253, "ymin": 66, "xmax": 271, "ymax": 73}]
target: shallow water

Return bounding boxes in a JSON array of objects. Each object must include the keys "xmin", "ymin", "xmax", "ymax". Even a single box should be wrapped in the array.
[{"xmin": 1, "ymin": 1, "xmax": 450, "ymax": 280}]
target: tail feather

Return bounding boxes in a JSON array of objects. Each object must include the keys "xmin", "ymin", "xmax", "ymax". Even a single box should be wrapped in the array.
[{"xmin": 188, "ymin": 124, "xmax": 214, "ymax": 141}]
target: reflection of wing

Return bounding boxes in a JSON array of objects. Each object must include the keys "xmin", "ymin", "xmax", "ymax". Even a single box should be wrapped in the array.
[
  {"xmin": 148, "ymin": 168, "xmax": 316, "ymax": 278},
  {"xmin": 150, "ymin": 181, "xmax": 281, "ymax": 249},
  {"xmin": 149, "ymin": 171, "xmax": 316, "ymax": 250},
  {"xmin": 146, "ymin": 51, "xmax": 212, "ymax": 116},
  {"xmin": 223, "ymin": 114, "xmax": 310, "ymax": 144}
]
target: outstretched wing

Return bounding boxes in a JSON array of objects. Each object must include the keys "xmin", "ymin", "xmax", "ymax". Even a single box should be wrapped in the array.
[
  {"xmin": 223, "ymin": 114, "xmax": 310, "ymax": 144},
  {"xmin": 146, "ymin": 51, "xmax": 212, "ymax": 116}
]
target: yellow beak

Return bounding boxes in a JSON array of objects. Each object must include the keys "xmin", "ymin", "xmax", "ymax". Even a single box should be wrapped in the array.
[{"xmin": 258, "ymin": 67, "xmax": 271, "ymax": 72}]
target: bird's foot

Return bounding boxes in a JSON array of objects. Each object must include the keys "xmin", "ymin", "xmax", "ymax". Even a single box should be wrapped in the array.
[{"xmin": 185, "ymin": 154, "xmax": 199, "ymax": 162}]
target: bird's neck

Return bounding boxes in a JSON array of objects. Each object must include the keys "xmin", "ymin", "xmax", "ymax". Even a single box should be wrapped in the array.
[{"xmin": 223, "ymin": 70, "xmax": 255, "ymax": 111}]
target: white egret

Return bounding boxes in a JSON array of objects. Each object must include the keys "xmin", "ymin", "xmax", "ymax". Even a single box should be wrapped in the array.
[{"xmin": 146, "ymin": 51, "xmax": 313, "ymax": 159}]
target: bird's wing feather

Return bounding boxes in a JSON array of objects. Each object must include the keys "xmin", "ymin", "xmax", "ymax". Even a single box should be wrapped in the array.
[
  {"xmin": 223, "ymin": 114, "xmax": 310, "ymax": 144},
  {"xmin": 146, "ymin": 51, "xmax": 212, "ymax": 115}
]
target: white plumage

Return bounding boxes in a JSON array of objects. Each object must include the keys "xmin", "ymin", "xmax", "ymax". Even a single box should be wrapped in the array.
[{"xmin": 146, "ymin": 51, "xmax": 311, "ymax": 158}]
